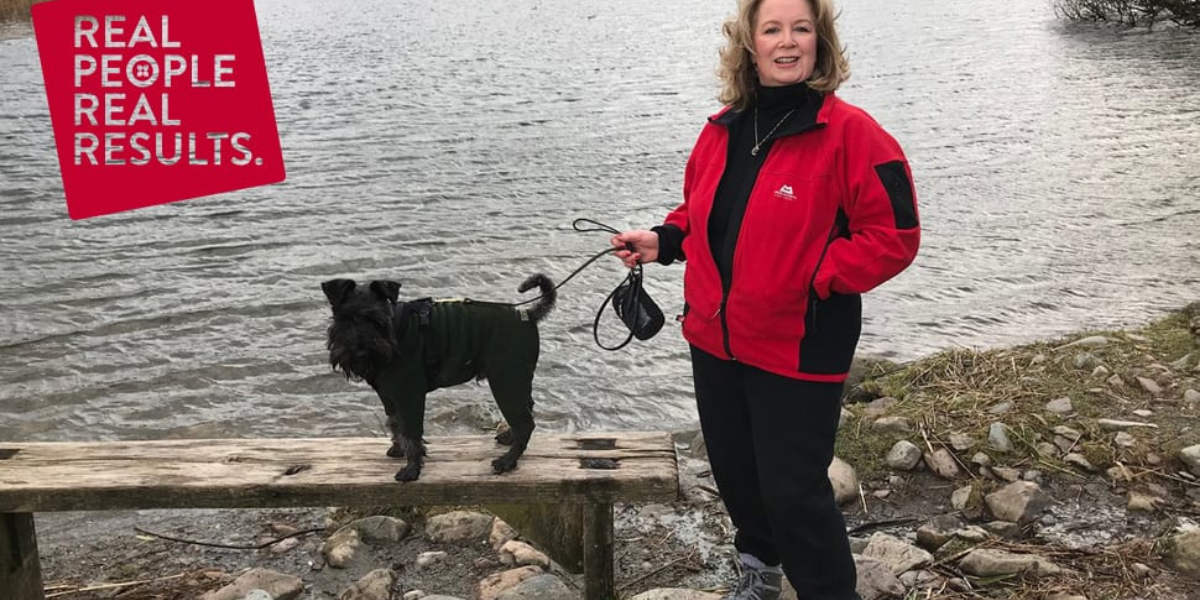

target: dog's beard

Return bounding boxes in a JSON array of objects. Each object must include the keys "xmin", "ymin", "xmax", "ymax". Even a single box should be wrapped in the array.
[{"xmin": 326, "ymin": 321, "xmax": 399, "ymax": 382}]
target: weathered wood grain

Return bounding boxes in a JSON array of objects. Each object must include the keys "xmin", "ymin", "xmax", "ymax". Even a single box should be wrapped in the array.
[
  {"xmin": 583, "ymin": 503, "xmax": 615, "ymax": 600},
  {"xmin": 0, "ymin": 513, "xmax": 43, "ymax": 600},
  {"xmin": 0, "ymin": 433, "xmax": 678, "ymax": 512}
]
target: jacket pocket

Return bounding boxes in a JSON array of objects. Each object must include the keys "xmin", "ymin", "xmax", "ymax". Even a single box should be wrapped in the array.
[{"xmin": 798, "ymin": 292, "xmax": 862, "ymax": 374}]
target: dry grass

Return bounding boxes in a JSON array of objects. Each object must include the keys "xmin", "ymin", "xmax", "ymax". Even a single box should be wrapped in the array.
[
  {"xmin": 917, "ymin": 537, "xmax": 1193, "ymax": 600},
  {"xmin": 838, "ymin": 305, "xmax": 1200, "ymax": 484}
]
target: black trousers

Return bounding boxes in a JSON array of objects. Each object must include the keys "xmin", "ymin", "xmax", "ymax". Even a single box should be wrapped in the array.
[{"xmin": 691, "ymin": 346, "xmax": 860, "ymax": 600}]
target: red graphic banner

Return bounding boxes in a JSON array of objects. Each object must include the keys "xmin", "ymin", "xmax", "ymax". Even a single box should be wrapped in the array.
[{"xmin": 32, "ymin": 0, "xmax": 285, "ymax": 220}]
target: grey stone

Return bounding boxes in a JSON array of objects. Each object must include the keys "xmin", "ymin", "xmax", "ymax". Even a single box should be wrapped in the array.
[
  {"xmin": 991, "ymin": 466, "xmax": 1021, "ymax": 483},
  {"xmin": 988, "ymin": 423, "xmax": 1013, "ymax": 453},
  {"xmin": 984, "ymin": 521, "xmax": 1022, "ymax": 539},
  {"xmin": 988, "ymin": 402, "xmax": 1013, "ymax": 415},
  {"xmin": 1184, "ymin": 389, "xmax": 1200, "ymax": 404},
  {"xmin": 1036, "ymin": 442, "xmax": 1060, "ymax": 458},
  {"xmin": 417, "ymin": 551, "xmax": 448, "ymax": 568},
  {"xmin": 628, "ymin": 590, "xmax": 720, "ymax": 600},
  {"xmin": 853, "ymin": 555, "xmax": 906, "ymax": 600},
  {"xmin": 426, "ymin": 511, "xmax": 494, "ymax": 544},
  {"xmin": 1131, "ymin": 562, "xmax": 1153, "ymax": 578},
  {"xmin": 958, "ymin": 549, "xmax": 1061, "ymax": 577},
  {"xmin": 200, "ymin": 569, "xmax": 304, "ymax": 600},
  {"xmin": 948, "ymin": 433, "xmax": 976, "ymax": 451},
  {"xmin": 500, "ymin": 540, "xmax": 551, "ymax": 569},
  {"xmin": 1127, "ymin": 492, "xmax": 1159, "ymax": 513},
  {"xmin": 985, "ymin": 481, "xmax": 1049, "ymax": 525},
  {"xmin": 491, "ymin": 518, "xmax": 519, "ymax": 551},
  {"xmin": 829, "ymin": 457, "xmax": 859, "ymax": 505},
  {"xmin": 1136, "ymin": 377, "xmax": 1163, "ymax": 395},
  {"xmin": 1162, "ymin": 529, "xmax": 1200, "ymax": 579},
  {"xmin": 1064, "ymin": 453, "xmax": 1096, "ymax": 472},
  {"xmin": 955, "ymin": 526, "xmax": 991, "ymax": 542},
  {"xmin": 477, "ymin": 567, "xmax": 545, "ymax": 600},
  {"xmin": 322, "ymin": 528, "xmax": 363, "ymax": 569},
  {"xmin": 862, "ymin": 397, "xmax": 899, "ymax": 419},
  {"xmin": 338, "ymin": 569, "xmax": 397, "ymax": 600},
  {"xmin": 341, "ymin": 515, "xmax": 410, "ymax": 543},
  {"xmin": 1045, "ymin": 397, "xmax": 1073, "ymax": 414},
  {"xmin": 916, "ymin": 515, "xmax": 964, "ymax": 551},
  {"xmin": 862, "ymin": 532, "xmax": 934, "ymax": 574},
  {"xmin": 1179, "ymin": 445, "xmax": 1200, "ymax": 477},
  {"xmin": 872, "ymin": 416, "xmax": 913, "ymax": 433},
  {"xmin": 495, "ymin": 575, "xmax": 578, "ymax": 600},
  {"xmin": 951, "ymin": 484, "xmax": 980, "ymax": 518},
  {"xmin": 924, "ymin": 448, "xmax": 961, "ymax": 479}
]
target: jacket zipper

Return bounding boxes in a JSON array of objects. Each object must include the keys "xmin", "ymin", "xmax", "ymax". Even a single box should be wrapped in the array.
[
  {"xmin": 713, "ymin": 120, "xmax": 824, "ymax": 362},
  {"xmin": 718, "ymin": 293, "xmax": 733, "ymax": 359}
]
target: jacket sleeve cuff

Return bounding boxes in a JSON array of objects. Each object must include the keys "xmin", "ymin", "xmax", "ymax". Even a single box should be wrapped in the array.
[{"xmin": 651, "ymin": 224, "xmax": 686, "ymax": 266}]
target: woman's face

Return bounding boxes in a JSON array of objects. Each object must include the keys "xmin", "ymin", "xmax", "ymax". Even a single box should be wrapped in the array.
[{"xmin": 752, "ymin": 0, "xmax": 818, "ymax": 87}]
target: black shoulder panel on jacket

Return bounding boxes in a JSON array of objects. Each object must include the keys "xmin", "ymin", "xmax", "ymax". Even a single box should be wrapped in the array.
[{"xmin": 874, "ymin": 161, "xmax": 918, "ymax": 230}]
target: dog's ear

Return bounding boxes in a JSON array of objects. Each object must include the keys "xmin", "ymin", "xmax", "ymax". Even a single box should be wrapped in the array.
[
  {"xmin": 369, "ymin": 280, "xmax": 402, "ymax": 303},
  {"xmin": 322, "ymin": 279, "xmax": 357, "ymax": 305}
]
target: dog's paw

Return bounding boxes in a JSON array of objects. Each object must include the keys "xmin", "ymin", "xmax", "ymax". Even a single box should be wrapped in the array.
[
  {"xmin": 387, "ymin": 444, "xmax": 404, "ymax": 458},
  {"xmin": 394, "ymin": 464, "xmax": 422, "ymax": 482},
  {"xmin": 492, "ymin": 456, "xmax": 518, "ymax": 474},
  {"xmin": 495, "ymin": 430, "xmax": 514, "ymax": 446}
]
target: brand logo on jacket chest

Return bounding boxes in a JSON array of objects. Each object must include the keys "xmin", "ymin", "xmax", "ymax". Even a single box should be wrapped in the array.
[{"xmin": 774, "ymin": 184, "xmax": 796, "ymax": 201}]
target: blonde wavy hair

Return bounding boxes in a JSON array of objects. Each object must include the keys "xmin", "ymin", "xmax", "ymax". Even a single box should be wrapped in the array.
[{"xmin": 717, "ymin": 0, "xmax": 850, "ymax": 110}]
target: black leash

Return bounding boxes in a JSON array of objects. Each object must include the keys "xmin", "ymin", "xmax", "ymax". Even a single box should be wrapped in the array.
[
  {"xmin": 478, "ymin": 218, "xmax": 664, "ymax": 351},
  {"xmin": 572, "ymin": 219, "xmax": 664, "ymax": 351}
]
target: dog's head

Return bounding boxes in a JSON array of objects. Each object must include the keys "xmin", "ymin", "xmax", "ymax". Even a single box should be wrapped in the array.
[{"xmin": 321, "ymin": 279, "xmax": 402, "ymax": 383}]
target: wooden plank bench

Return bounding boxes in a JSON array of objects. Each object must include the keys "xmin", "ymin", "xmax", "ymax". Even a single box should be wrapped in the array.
[{"xmin": 0, "ymin": 432, "xmax": 679, "ymax": 600}]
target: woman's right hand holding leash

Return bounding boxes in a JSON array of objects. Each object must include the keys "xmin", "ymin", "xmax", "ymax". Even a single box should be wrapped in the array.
[{"xmin": 611, "ymin": 230, "xmax": 660, "ymax": 268}]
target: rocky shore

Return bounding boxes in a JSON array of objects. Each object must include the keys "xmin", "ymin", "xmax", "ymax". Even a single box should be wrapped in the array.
[{"xmin": 37, "ymin": 302, "xmax": 1200, "ymax": 599}]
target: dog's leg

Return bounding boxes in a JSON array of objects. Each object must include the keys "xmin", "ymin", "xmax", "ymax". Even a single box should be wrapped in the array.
[
  {"xmin": 392, "ymin": 388, "xmax": 428, "ymax": 482},
  {"xmin": 495, "ymin": 427, "xmax": 514, "ymax": 446},
  {"xmin": 487, "ymin": 365, "xmax": 536, "ymax": 474},
  {"xmin": 385, "ymin": 415, "xmax": 405, "ymax": 458},
  {"xmin": 373, "ymin": 363, "xmax": 429, "ymax": 482}
]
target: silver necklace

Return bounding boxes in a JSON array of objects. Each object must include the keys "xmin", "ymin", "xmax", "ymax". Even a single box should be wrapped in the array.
[{"xmin": 752, "ymin": 106, "xmax": 796, "ymax": 156}]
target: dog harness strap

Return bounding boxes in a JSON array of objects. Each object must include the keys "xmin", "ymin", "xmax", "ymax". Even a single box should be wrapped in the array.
[
  {"xmin": 392, "ymin": 302, "xmax": 412, "ymax": 341},
  {"xmin": 413, "ymin": 298, "xmax": 439, "ymax": 387}
]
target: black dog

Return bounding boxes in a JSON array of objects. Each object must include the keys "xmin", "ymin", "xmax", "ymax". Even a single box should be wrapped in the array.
[{"xmin": 322, "ymin": 274, "xmax": 556, "ymax": 482}]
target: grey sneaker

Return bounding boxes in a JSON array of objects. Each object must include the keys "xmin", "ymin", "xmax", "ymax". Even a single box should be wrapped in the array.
[{"xmin": 722, "ymin": 561, "xmax": 783, "ymax": 600}]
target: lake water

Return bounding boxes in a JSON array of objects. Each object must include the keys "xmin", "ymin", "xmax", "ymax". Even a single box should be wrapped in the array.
[{"xmin": 1, "ymin": 0, "xmax": 1198, "ymax": 442}]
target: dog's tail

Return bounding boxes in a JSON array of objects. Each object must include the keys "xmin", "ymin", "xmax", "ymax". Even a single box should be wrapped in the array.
[{"xmin": 518, "ymin": 273, "xmax": 557, "ymax": 323}]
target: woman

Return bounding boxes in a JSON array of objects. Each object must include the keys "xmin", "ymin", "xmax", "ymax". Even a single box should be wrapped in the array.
[{"xmin": 612, "ymin": 0, "xmax": 920, "ymax": 598}]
